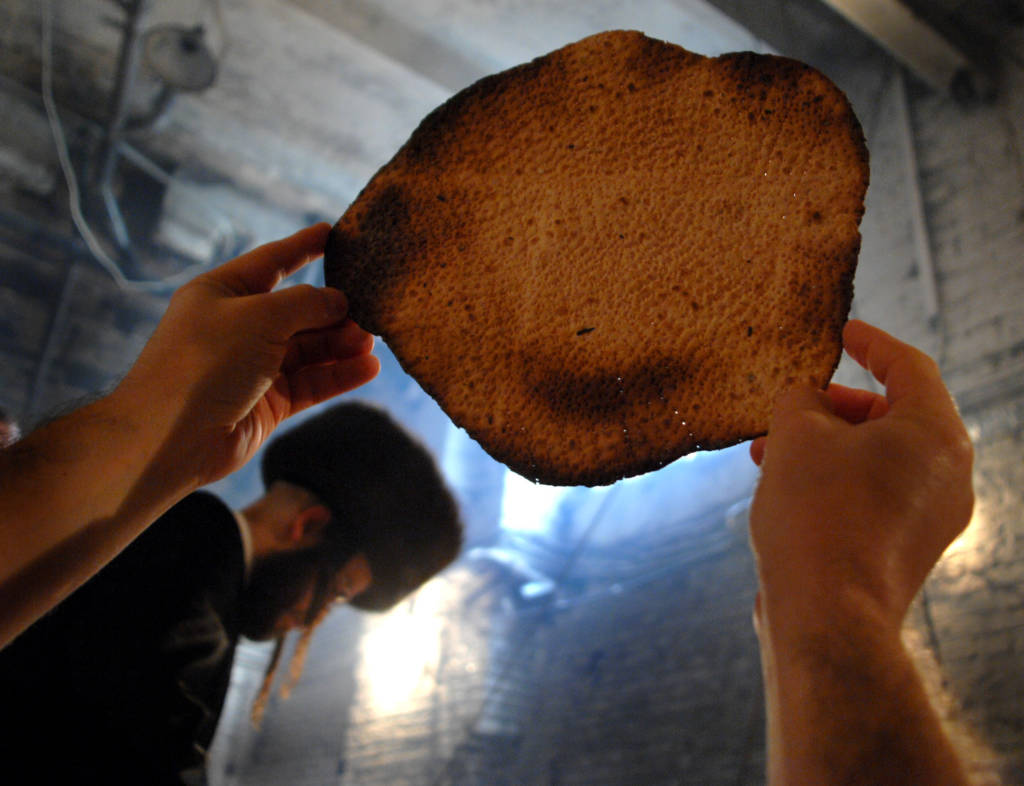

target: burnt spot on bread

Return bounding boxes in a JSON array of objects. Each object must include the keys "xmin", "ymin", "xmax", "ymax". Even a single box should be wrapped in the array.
[
  {"xmin": 402, "ymin": 42, "xmax": 573, "ymax": 169},
  {"xmin": 324, "ymin": 182, "xmax": 414, "ymax": 329},
  {"xmin": 401, "ymin": 70, "xmax": 511, "ymax": 167},
  {"xmin": 832, "ymin": 235, "xmax": 860, "ymax": 328},
  {"xmin": 718, "ymin": 51, "xmax": 779, "ymax": 92},
  {"xmin": 621, "ymin": 32, "xmax": 702, "ymax": 88},
  {"xmin": 525, "ymin": 356, "xmax": 692, "ymax": 424},
  {"xmin": 715, "ymin": 52, "xmax": 821, "ymax": 121}
]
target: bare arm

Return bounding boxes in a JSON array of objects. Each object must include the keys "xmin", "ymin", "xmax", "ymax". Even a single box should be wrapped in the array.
[
  {"xmin": 0, "ymin": 224, "xmax": 379, "ymax": 649},
  {"xmin": 749, "ymin": 320, "xmax": 974, "ymax": 785}
]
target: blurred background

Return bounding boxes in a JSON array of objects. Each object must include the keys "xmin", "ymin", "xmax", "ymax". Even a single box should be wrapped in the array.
[{"xmin": 1, "ymin": 0, "xmax": 1022, "ymax": 783}]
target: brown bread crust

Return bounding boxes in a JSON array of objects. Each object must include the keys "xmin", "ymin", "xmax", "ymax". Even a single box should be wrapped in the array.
[{"xmin": 326, "ymin": 30, "xmax": 869, "ymax": 486}]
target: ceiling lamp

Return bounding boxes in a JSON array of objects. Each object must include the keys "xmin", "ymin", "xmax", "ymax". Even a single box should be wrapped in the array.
[{"xmin": 142, "ymin": 25, "xmax": 218, "ymax": 93}]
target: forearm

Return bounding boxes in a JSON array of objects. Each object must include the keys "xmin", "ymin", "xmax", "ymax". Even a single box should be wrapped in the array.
[
  {"xmin": 0, "ymin": 225, "xmax": 373, "ymax": 651},
  {"xmin": 0, "ymin": 385, "xmax": 197, "ymax": 648},
  {"xmin": 759, "ymin": 590, "xmax": 969, "ymax": 786}
]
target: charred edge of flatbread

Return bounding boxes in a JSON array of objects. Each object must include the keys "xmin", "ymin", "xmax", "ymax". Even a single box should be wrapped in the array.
[
  {"xmin": 324, "ymin": 43, "xmax": 577, "ymax": 316},
  {"xmin": 325, "ymin": 181, "xmax": 412, "ymax": 334},
  {"xmin": 711, "ymin": 50, "xmax": 870, "ymax": 196},
  {"xmin": 500, "ymin": 433, "xmax": 748, "ymax": 487}
]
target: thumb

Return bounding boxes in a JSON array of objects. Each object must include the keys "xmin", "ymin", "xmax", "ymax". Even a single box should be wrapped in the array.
[
  {"xmin": 771, "ymin": 384, "xmax": 835, "ymax": 423},
  {"xmin": 257, "ymin": 284, "xmax": 350, "ymax": 339},
  {"xmin": 755, "ymin": 385, "xmax": 838, "ymax": 472}
]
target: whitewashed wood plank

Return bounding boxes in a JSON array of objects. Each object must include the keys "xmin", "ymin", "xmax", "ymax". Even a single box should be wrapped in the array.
[
  {"xmin": 909, "ymin": 58, "xmax": 1024, "ymax": 396},
  {"xmin": 354, "ymin": 0, "xmax": 769, "ymax": 71}
]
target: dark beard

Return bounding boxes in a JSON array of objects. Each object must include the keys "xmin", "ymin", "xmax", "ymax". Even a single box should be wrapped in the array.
[{"xmin": 237, "ymin": 549, "xmax": 321, "ymax": 641}]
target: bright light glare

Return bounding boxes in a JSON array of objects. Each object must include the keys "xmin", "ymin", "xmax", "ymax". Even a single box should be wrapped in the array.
[
  {"xmin": 499, "ymin": 471, "xmax": 571, "ymax": 532},
  {"xmin": 939, "ymin": 506, "xmax": 994, "ymax": 585},
  {"xmin": 356, "ymin": 579, "xmax": 445, "ymax": 715}
]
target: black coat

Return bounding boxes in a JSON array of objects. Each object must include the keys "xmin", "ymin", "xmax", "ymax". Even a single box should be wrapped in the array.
[{"xmin": 0, "ymin": 491, "xmax": 246, "ymax": 784}]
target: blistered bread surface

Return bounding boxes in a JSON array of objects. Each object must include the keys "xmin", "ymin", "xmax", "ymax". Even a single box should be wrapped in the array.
[{"xmin": 326, "ymin": 30, "xmax": 869, "ymax": 486}]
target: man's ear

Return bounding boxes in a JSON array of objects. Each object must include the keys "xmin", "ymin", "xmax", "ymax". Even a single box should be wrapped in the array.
[
  {"xmin": 338, "ymin": 553, "xmax": 373, "ymax": 599},
  {"xmin": 288, "ymin": 504, "xmax": 332, "ymax": 547}
]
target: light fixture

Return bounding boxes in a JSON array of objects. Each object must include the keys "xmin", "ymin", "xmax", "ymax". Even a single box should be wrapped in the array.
[{"xmin": 142, "ymin": 24, "xmax": 218, "ymax": 93}]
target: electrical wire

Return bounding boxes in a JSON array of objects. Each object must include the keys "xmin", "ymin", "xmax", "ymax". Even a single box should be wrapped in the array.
[
  {"xmin": 205, "ymin": 0, "xmax": 232, "ymax": 62},
  {"xmin": 40, "ymin": 0, "xmax": 211, "ymax": 293}
]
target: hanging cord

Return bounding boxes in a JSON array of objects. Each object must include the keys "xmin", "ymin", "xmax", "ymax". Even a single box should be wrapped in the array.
[
  {"xmin": 40, "ymin": 0, "xmax": 211, "ymax": 293},
  {"xmin": 205, "ymin": 0, "xmax": 231, "ymax": 62}
]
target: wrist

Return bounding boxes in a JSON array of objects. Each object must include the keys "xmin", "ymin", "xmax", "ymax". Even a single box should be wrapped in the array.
[
  {"xmin": 758, "ymin": 577, "xmax": 901, "ymax": 654},
  {"xmin": 757, "ymin": 587, "xmax": 970, "ymax": 786},
  {"xmin": 102, "ymin": 378, "xmax": 204, "ymax": 501}
]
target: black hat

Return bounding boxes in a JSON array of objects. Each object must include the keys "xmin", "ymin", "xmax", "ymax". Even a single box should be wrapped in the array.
[{"xmin": 261, "ymin": 402, "xmax": 462, "ymax": 611}]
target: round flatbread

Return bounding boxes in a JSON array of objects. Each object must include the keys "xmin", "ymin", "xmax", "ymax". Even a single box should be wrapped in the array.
[{"xmin": 325, "ymin": 30, "xmax": 869, "ymax": 486}]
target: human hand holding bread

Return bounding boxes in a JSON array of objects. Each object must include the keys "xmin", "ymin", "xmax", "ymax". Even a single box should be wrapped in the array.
[
  {"xmin": 120, "ymin": 223, "xmax": 379, "ymax": 488},
  {"xmin": 749, "ymin": 319, "xmax": 974, "ymax": 637}
]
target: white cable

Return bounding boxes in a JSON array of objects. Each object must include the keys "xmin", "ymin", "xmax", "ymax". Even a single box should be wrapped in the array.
[
  {"xmin": 40, "ymin": 0, "xmax": 210, "ymax": 293},
  {"xmin": 206, "ymin": 0, "xmax": 232, "ymax": 61}
]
